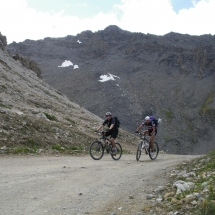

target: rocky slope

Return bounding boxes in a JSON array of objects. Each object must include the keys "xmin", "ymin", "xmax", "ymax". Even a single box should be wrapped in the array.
[
  {"xmin": 8, "ymin": 26, "xmax": 215, "ymax": 154},
  {"xmin": 142, "ymin": 150, "xmax": 215, "ymax": 215},
  {"xmin": 0, "ymin": 32, "xmax": 136, "ymax": 155}
]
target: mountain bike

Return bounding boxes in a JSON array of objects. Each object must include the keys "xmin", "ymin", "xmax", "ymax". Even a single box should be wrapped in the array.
[
  {"xmin": 135, "ymin": 132, "xmax": 159, "ymax": 161},
  {"xmin": 89, "ymin": 131, "xmax": 122, "ymax": 160}
]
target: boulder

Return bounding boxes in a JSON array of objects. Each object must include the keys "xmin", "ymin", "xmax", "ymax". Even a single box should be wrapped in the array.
[
  {"xmin": 183, "ymin": 194, "xmax": 195, "ymax": 203},
  {"xmin": 173, "ymin": 180, "xmax": 195, "ymax": 195}
]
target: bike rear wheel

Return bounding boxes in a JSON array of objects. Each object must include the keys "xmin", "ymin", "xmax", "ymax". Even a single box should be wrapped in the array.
[
  {"xmin": 111, "ymin": 143, "xmax": 122, "ymax": 161},
  {"xmin": 89, "ymin": 141, "xmax": 104, "ymax": 160},
  {"xmin": 149, "ymin": 142, "xmax": 159, "ymax": 160},
  {"xmin": 136, "ymin": 140, "xmax": 142, "ymax": 161}
]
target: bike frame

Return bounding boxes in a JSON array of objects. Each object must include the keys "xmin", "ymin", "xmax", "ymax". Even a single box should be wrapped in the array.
[
  {"xmin": 138, "ymin": 133, "xmax": 150, "ymax": 153},
  {"xmin": 97, "ymin": 131, "xmax": 112, "ymax": 147}
]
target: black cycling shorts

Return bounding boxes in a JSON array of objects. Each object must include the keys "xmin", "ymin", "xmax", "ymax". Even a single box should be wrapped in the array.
[
  {"xmin": 105, "ymin": 129, "xmax": 118, "ymax": 139},
  {"xmin": 148, "ymin": 128, "xmax": 157, "ymax": 136}
]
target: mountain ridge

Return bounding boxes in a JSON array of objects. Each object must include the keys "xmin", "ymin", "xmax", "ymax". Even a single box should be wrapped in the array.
[
  {"xmin": 0, "ymin": 31, "xmax": 136, "ymax": 154},
  {"xmin": 7, "ymin": 26, "xmax": 215, "ymax": 154}
]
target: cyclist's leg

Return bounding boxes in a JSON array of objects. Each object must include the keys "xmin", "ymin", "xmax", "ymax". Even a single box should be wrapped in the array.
[
  {"xmin": 110, "ymin": 137, "xmax": 116, "ymax": 148},
  {"xmin": 149, "ymin": 134, "xmax": 155, "ymax": 150},
  {"xmin": 149, "ymin": 130, "xmax": 157, "ymax": 151},
  {"xmin": 110, "ymin": 129, "xmax": 118, "ymax": 149}
]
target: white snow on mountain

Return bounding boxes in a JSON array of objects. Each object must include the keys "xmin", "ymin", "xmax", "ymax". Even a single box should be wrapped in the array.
[
  {"xmin": 77, "ymin": 40, "xmax": 82, "ymax": 44},
  {"xmin": 58, "ymin": 60, "xmax": 73, "ymax": 67},
  {"xmin": 99, "ymin": 73, "xmax": 120, "ymax": 82},
  {"xmin": 74, "ymin": 65, "xmax": 79, "ymax": 69}
]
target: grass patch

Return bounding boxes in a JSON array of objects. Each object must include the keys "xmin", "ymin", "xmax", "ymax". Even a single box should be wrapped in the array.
[
  {"xmin": 13, "ymin": 146, "xmax": 37, "ymax": 154},
  {"xmin": 0, "ymin": 102, "xmax": 12, "ymax": 109},
  {"xmin": 52, "ymin": 144, "xmax": 81, "ymax": 153},
  {"xmin": 198, "ymin": 199, "xmax": 215, "ymax": 215},
  {"xmin": 200, "ymin": 92, "xmax": 214, "ymax": 115},
  {"xmin": 44, "ymin": 112, "xmax": 58, "ymax": 121},
  {"xmin": 165, "ymin": 110, "xmax": 173, "ymax": 118},
  {"xmin": 122, "ymin": 149, "xmax": 132, "ymax": 154},
  {"xmin": 0, "ymin": 85, "xmax": 7, "ymax": 90},
  {"xmin": 52, "ymin": 144, "xmax": 65, "ymax": 152}
]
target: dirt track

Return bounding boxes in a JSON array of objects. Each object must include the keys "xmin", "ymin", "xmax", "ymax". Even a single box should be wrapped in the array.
[{"xmin": 0, "ymin": 153, "xmax": 201, "ymax": 215}]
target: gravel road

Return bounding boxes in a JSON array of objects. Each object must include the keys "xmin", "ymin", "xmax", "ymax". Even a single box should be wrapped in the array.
[{"xmin": 0, "ymin": 153, "xmax": 201, "ymax": 215}]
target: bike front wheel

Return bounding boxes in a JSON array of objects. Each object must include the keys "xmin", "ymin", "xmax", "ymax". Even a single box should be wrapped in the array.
[
  {"xmin": 149, "ymin": 142, "xmax": 159, "ymax": 160},
  {"xmin": 136, "ymin": 140, "xmax": 142, "ymax": 161},
  {"xmin": 89, "ymin": 141, "xmax": 104, "ymax": 160},
  {"xmin": 111, "ymin": 143, "xmax": 122, "ymax": 161}
]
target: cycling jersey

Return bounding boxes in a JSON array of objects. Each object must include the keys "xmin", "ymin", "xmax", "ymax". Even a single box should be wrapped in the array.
[
  {"xmin": 142, "ymin": 121, "xmax": 156, "ymax": 133},
  {"xmin": 103, "ymin": 117, "xmax": 117, "ymax": 131}
]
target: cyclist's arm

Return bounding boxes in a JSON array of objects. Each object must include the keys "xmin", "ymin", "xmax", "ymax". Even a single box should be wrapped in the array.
[
  {"xmin": 136, "ymin": 124, "xmax": 143, "ymax": 132},
  {"xmin": 109, "ymin": 118, "xmax": 115, "ymax": 130},
  {"xmin": 97, "ymin": 120, "xmax": 107, "ymax": 131},
  {"xmin": 97, "ymin": 125, "xmax": 103, "ymax": 131}
]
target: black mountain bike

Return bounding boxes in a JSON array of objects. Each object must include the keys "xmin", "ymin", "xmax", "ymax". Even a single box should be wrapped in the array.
[
  {"xmin": 89, "ymin": 131, "xmax": 122, "ymax": 160},
  {"xmin": 136, "ymin": 132, "xmax": 159, "ymax": 161}
]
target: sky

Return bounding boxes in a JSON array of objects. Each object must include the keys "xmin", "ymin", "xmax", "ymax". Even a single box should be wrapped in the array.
[{"xmin": 0, "ymin": 0, "xmax": 215, "ymax": 43}]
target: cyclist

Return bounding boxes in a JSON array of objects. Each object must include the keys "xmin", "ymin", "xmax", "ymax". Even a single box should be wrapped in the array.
[
  {"xmin": 135, "ymin": 116, "xmax": 157, "ymax": 154},
  {"xmin": 96, "ymin": 112, "xmax": 118, "ymax": 154}
]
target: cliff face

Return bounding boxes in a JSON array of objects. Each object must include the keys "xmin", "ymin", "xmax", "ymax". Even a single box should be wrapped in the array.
[
  {"xmin": 12, "ymin": 53, "xmax": 42, "ymax": 78},
  {"xmin": 8, "ymin": 26, "xmax": 215, "ymax": 154},
  {"xmin": 0, "ymin": 32, "xmax": 7, "ymax": 51}
]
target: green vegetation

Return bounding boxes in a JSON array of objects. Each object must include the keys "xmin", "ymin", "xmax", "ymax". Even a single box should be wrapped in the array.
[
  {"xmin": 122, "ymin": 148, "xmax": 132, "ymax": 154},
  {"xmin": 44, "ymin": 112, "xmax": 58, "ymax": 121},
  {"xmin": 52, "ymin": 144, "xmax": 82, "ymax": 153},
  {"xmin": 200, "ymin": 92, "xmax": 214, "ymax": 115},
  {"xmin": 0, "ymin": 85, "xmax": 7, "ymax": 89},
  {"xmin": 0, "ymin": 102, "xmax": 12, "ymax": 109},
  {"xmin": 13, "ymin": 146, "xmax": 37, "ymax": 154},
  {"xmin": 165, "ymin": 110, "xmax": 173, "ymax": 118},
  {"xmin": 199, "ymin": 199, "xmax": 215, "ymax": 215}
]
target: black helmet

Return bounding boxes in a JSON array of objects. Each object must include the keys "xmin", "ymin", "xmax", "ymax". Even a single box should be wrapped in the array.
[{"xmin": 105, "ymin": 112, "xmax": 112, "ymax": 116}]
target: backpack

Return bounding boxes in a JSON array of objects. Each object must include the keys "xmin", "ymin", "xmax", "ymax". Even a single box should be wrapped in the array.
[
  {"xmin": 150, "ymin": 116, "xmax": 159, "ymax": 127},
  {"xmin": 114, "ymin": 117, "xmax": 120, "ymax": 128}
]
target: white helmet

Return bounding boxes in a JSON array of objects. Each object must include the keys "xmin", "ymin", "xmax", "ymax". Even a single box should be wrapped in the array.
[{"xmin": 145, "ymin": 116, "xmax": 150, "ymax": 120}]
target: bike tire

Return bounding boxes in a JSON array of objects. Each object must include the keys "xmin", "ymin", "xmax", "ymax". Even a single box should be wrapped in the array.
[
  {"xmin": 136, "ymin": 141, "xmax": 142, "ymax": 161},
  {"xmin": 89, "ymin": 141, "xmax": 104, "ymax": 160},
  {"xmin": 149, "ymin": 142, "xmax": 159, "ymax": 160},
  {"xmin": 111, "ymin": 143, "xmax": 122, "ymax": 161}
]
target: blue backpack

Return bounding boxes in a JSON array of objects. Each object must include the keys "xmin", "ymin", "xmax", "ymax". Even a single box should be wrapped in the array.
[{"xmin": 150, "ymin": 116, "xmax": 158, "ymax": 127}]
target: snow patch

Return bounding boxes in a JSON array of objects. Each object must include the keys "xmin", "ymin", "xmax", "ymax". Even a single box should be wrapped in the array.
[
  {"xmin": 77, "ymin": 40, "xmax": 82, "ymax": 44},
  {"xmin": 74, "ymin": 65, "xmax": 79, "ymax": 69},
  {"xmin": 99, "ymin": 73, "xmax": 120, "ymax": 82},
  {"xmin": 58, "ymin": 60, "xmax": 73, "ymax": 68}
]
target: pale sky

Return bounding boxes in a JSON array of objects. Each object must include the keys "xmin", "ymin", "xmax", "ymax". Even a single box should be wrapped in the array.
[{"xmin": 0, "ymin": 0, "xmax": 215, "ymax": 43}]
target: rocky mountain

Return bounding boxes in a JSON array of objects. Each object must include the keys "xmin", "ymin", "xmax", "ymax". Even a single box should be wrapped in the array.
[
  {"xmin": 8, "ymin": 26, "xmax": 215, "ymax": 154},
  {"xmin": 0, "ymin": 32, "xmax": 135, "ymax": 155}
]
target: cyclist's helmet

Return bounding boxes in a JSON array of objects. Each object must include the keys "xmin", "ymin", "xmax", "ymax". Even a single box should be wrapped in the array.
[
  {"xmin": 145, "ymin": 116, "xmax": 150, "ymax": 121},
  {"xmin": 105, "ymin": 112, "xmax": 112, "ymax": 116}
]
